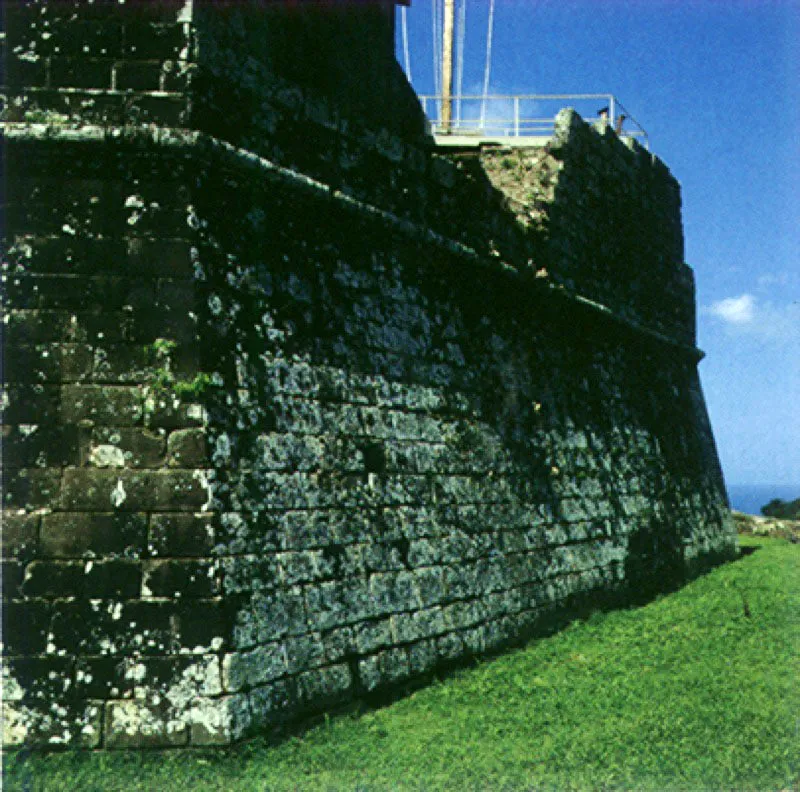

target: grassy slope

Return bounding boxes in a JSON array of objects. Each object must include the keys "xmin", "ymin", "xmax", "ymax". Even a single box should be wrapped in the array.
[{"xmin": 5, "ymin": 536, "xmax": 799, "ymax": 792}]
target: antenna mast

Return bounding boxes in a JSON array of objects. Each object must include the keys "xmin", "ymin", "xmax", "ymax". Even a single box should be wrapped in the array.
[
  {"xmin": 480, "ymin": 0, "xmax": 496, "ymax": 130},
  {"xmin": 441, "ymin": 0, "xmax": 455, "ymax": 133}
]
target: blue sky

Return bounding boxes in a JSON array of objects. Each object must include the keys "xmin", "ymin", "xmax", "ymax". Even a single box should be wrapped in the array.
[{"xmin": 396, "ymin": 0, "xmax": 799, "ymax": 487}]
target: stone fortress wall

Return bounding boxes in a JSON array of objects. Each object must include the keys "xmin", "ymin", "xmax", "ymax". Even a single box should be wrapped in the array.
[{"xmin": 1, "ymin": 0, "xmax": 735, "ymax": 749}]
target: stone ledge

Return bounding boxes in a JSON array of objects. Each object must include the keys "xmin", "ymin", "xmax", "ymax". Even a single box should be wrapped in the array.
[{"xmin": 1, "ymin": 122, "xmax": 703, "ymax": 360}]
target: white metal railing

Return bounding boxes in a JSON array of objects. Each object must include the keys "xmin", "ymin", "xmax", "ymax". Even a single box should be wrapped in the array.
[{"xmin": 419, "ymin": 93, "xmax": 649, "ymax": 149}]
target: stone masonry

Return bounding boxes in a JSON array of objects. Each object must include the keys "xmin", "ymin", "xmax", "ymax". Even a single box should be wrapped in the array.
[{"xmin": 1, "ymin": 0, "xmax": 736, "ymax": 749}]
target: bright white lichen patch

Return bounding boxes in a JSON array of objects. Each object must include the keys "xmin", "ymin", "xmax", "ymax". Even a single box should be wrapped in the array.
[
  {"xmin": 106, "ymin": 655, "xmax": 231, "ymax": 747},
  {"xmin": 208, "ymin": 294, "xmax": 223, "ymax": 315},
  {"xmin": 187, "ymin": 403, "xmax": 207, "ymax": 424},
  {"xmin": 90, "ymin": 444, "xmax": 126, "ymax": 468},
  {"xmin": 2, "ymin": 665, "xmax": 102, "ymax": 748},
  {"xmin": 192, "ymin": 469, "xmax": 215, "ymax": 511},
  {"xmin": 213, "ymin": 432, "xmax": 231, "ymax": 464},
  {"xmin": 110, "ymin": 479, "xmax": 127, "ymax": 508}
]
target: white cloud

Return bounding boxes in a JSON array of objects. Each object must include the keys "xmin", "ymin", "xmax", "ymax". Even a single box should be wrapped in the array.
[
  {"xmin": 708, "ymin": 293, "xmax": 756, "ymax": 325},
  {"xmin": 702, "ymin": 293, "xmax": 800, "ymax": 343},
  {"xmin": 757, "ymin": 270, "xmax": 800, "ymax": 291},
  {"xmin": 757, "ymin": 273, "xmax": 790, "ymax": 288}
]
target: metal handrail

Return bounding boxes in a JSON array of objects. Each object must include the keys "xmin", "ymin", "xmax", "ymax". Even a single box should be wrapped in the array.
[{"xmin": 418, "ymin": 93, "xmax": 649, "ymax": 149}]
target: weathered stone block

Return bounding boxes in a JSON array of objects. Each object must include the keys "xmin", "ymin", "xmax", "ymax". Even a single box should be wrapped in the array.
[
  {"xmin": 104, "ymin": 700, "xmax": 189, "ymax": 749},
  {"xmin": 296, "ymin": 663, "xmax": 352, "ymax": 705},
  {"xmin": 408, "ymin": 639, "xmax": 438, "ymax": 676},
  {"xmin": 391, "ymin": 607, "xmax": 447, "ymax": 644},
  {"xmin": 167, "ymin": 428, "xmax": 208, "ymax": 468},
  {"xmin": 2, "ymin": 562, "xmax": 26, "ymax": 600},
  {"xmin": 407, "ymin": 538, "xmax": 440, "ymax": 567},
  {"xmin": 142, "ymin": 559, "xmax": 220, "ymax": 599},
  {"xmin": 221, "ymin": 555, "xmax": 281, "ymax": 595},
  {"xmin": 1, "ymin": 698, "xmax": 104, "ymax": 749},
  {"xmin": 49, "ymin": 57, "xmax": 114, "ymax": 90},
  {"xmin": 222, "ymin": 643, "xmax": 287, "ymax": 692},
  {"xmin": 304, "ymin": 579, "xmax": 371, "ymax": 631},
  {"xmin": 358, "ymin": 647, "xmax": 410, "ymax": 693},
  {"xmin": 40, "ymin": 512, "xmax": 147, "ymax": 558},
  {"xmin": 176, "ymin": 598, "xmax": 233, "ymax": 653},
  {"xmin": 277, "ymin": 550, "xmax": 323, "ymax": 586},
  {"xmin": 73, "ymin": 656, "xmax": 134, "ymax": 701},
  {"xmin": 61, "ymin": 469, "xmax": 210, "ymax": 511},
  {"xmin": 3, "ymin": 468, "xmax": 62, "ymax": 510},
  {"xmin": 441, "ymin": 563, "xmax": 479, "ymax": 601},
  {"xmin": 143, "ymin": 398, "xmax": 207, "ymax": 430},
  {"xmin": 19, "ymin": 560, "xmax": 86, "ymax": 598},
  {"xmin": 6, "ymin": 230, "xmax": 120, "ymax": 278},
  {"xmin": 560, "ymin": 498, "xmax": 591, "ymax": 523},
  {"xmin": 1, "ymin": 600, "xmax": 52, "ymax": 655},
  {"xmin": 114, "ymin": 61, "xmax": 164, "ymax": 91},
  {"xmin": 252, "ymin": 433, "xmax": 326, "ymax": 473},
  {"xmin": 3, "ymin": 657, "xmax": 73, "ymax": 709},
  {"xmin": 234, "ymin": 471, "xmax": 328, "ymax": 512},
  {"xmin": 88, "ymin": 427, "xmax": 167, "ymax": 468},
  {"xmin": 46, "ymin": 18, "xmax": 126, "ymax": 58},
  {"xmin": 7, "ymin": 274, "xmax": 133, "ymax": 312},
  {"xmin": 5, "ymin": 343, "xmax": 94, "ymax": 384},
  {"xmin": 149, "ymin": 513, "xmax": 216, "ymax": 557},
  {"xmin": 48, "ymin": 599, "xmax": 178, "ymax": 657},
  {"xmin": 4, "ymin": 53, "xmax": 48, "ymax": 89},
  {"xmin": 85, "ymin": 559, "xmax": 142, "ymax": 599},
  {"xmin": 155, "ymin": 279, "xmax": 199, "ymax": 324},
  {"xmin": 247, "ymin": 679, "xmax": 295, "ymax": 727},
  {"xmin": 168, "ymin": 653, "xmax": 224, "ymax": 698},
  {"xmin": 315, "ymin": 542, "xmax": 365, "ymax": 579},
  {"xmin": 74, "ymin": 654, "xmax": 219, "ymax": 702},
  {"xmin": 352, "ymin": 619, "xmax": 393, "ymax": 655},
  {"xmin": 284, "ymin": 633, "xmax": 326, "ymax": 671},
  {"xmin": 3, "ymin": 423, "xmax": 81, "ymax": 468},
  {"xmin": 363, "ymin": 540, "xmax": 409, "ymax": 573},
  {"xmin": 61, "ymin": 384, "xmax": 143, "ymax": 426},
  {"xmin": 92, "ymin": 344, "xmax": 151, "ymax": 384},
  {"xmin": 413, "ymin": 566, "xmax": 447, "ymax": 608},
  {"xmin": 461, "ymin": 624, "xmax": 489, "ymax": 655},
  {"xmin": 1, "ymin": 512, "xmax": 40, "ymax": 560},
  {"xmin": 187, "ymin": 693, "xmax": 251, "ymax": 746},
  {"xmin": 318, "ymin": 625, "xmax": 354, "ymax": 663},
  {"xmin": 3, "ymin": 309, "xmax": 77, "ymax": 345},
  {"xmin": 125, "ymin": 238, "xmax": 194, "ymax": 278}
]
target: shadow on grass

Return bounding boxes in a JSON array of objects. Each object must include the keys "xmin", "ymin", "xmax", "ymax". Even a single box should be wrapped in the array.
[{"xmin": 229, "ymin": 550, "xmax": 746, "ymax": 753}]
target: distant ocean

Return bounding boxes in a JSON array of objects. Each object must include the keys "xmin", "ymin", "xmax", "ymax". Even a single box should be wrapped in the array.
[{"xmin": 726, "ymin": 484, "xmax": 800, "ymax": 515}]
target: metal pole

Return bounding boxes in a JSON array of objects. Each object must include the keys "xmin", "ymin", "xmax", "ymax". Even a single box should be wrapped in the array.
[
  {"xmin": 400, "ymin": 6, "xmax": 412, "ymax": 83},
  {"xmin": 441, "ymin": 0, "xmax": 455, "ymax": 133},
  {"xmin": 480, "ymin": 0, "xmax": 496, "ymax": 130},
  {"xmin": 609, "ymin": 96, "xmax": 616, "ymax": 131},
  {"xmin": 455, "ymin": 0, "xmax": 466, "ymax": 128}
]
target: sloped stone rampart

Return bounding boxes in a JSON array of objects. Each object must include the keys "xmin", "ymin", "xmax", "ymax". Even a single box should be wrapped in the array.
[
  {"xmin": 2, "ymin": 0, "xmax": 734, "ymax": 750},
  {"xmin": 2, "ymin": 122, "xmax": 734, "ymax": 748}
]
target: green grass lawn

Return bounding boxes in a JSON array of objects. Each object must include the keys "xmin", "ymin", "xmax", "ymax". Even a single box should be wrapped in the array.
[{"xmin": 5, "ymin": 536, "xmax": 799, "ymax": 792}]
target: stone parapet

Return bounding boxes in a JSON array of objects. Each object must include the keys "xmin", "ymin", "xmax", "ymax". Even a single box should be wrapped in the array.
[{"xmin": 4, "ymin": 2, "xmax": 695, "ymax": 347}]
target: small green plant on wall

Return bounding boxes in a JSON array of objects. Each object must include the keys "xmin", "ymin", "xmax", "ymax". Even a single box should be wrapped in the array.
[
  {"xmin": 21, "ymin": 109, "xmax": 72, "ymax": 125},
  {"xmin": 142, "ymin": 338, "xmax": 217, "ymax": 422}
]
